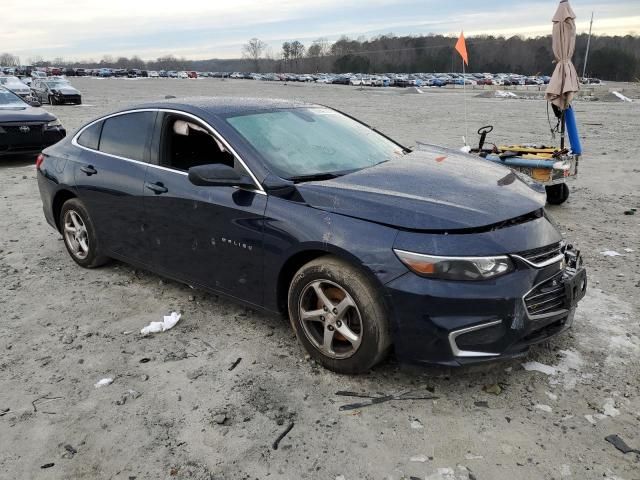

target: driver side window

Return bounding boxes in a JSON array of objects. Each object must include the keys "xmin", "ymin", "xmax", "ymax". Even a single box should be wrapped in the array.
[{"xmin": 159, "ymin": 114, "xmax": 237, "ymax": 172}]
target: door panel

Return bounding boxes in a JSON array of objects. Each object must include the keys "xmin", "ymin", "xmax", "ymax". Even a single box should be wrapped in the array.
[
  {"xmin": 143, "ymin": 167, "xmax": 266, "ymax": 305},
  {"xmin": 72, "ymin": 150, "xmax": 149, "ymax": 263}
]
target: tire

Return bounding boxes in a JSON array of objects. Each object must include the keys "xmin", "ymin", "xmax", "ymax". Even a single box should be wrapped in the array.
[
  {"xmin": 288, "ymin": 256, "xmax": 391, "ymax": 374},
  {"xmin": 546, "ymin": 183, "xmax": 570, "ymax": 205},
  {"xmin": 59, "ymin": 198, "xmax": 109, "ymax": 268}
]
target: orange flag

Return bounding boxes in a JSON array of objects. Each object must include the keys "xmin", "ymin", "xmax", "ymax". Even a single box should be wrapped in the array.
[{"xmin": 455, "ymin": 31, "xmax": 469, "ymax": 66}]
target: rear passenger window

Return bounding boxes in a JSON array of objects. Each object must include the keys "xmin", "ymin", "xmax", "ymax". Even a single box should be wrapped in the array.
[
  {"xmin": 99, "ymin": 111, "xmax": 156, "ymax": 162},
  {"xmin": 77, "ymin": 121, "xmax": 102, "ymax": 150}
]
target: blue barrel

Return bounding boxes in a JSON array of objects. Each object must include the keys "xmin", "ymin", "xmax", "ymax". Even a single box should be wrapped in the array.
[{"xmin": 565, "ymin": 106, "xmax": 582, "ymax": 155}]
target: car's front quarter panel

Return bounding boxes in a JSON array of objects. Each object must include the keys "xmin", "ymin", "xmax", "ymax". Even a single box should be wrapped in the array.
[{"xmin": 262, "ymin": 195, "xmax": 407, "ymax": 312}]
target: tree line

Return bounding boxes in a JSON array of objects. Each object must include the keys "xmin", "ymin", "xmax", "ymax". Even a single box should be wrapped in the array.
[{"xmin": 3, "ymin": 33, "xmax": 639, "ymax": 81}]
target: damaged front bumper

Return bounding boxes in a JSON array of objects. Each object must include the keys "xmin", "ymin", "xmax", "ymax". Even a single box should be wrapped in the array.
[{"xmin": 385, "ymin": 245, "xmax": 587, "ymax": 366}]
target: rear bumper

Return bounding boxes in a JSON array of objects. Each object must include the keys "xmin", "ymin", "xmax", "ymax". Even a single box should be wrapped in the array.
[{"xmin": 385, "ymin": 259, "xmax": 587, "ymax": 367}]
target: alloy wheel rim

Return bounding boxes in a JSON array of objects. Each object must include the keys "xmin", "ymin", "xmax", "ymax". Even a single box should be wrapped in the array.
[
  {"xmin": 298, "ymin": 279, "xmax": 363, "ymax": 359},
  {"xmin": 63, "ymin": 210, "xmax": 89, "ymax": 260}
]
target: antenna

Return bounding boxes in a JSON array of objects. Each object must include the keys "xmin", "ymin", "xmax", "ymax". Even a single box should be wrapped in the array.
[{"xmin": 582, "ymin": 12, "xmax": 594, "ymax": 79}]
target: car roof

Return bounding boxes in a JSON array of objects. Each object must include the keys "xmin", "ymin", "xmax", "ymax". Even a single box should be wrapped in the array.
[{"xmin": 129, "ymin": 96, "xmax": 316, "ymax": 117}]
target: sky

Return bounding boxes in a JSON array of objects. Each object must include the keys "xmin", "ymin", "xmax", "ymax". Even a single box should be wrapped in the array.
[{"xmin": 2, "ymin": 0, "xmax": 639, "ymax": 62}]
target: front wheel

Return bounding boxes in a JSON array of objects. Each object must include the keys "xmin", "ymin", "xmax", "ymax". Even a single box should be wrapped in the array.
[
  {"xmin": 546, "ymin": 183, "xmax": 570, "ymax": 205},
  {"xmin": 60, "ymin": 198, "xmax": 109, "ymax": 268},
  {"xmin": 288, "ymin": 256, "xmax": 391, "ymax": 374}
]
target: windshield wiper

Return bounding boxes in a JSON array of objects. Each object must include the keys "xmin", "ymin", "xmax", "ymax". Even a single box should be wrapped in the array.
[{"xmin": 289, "ymin": 172, "xmax": 341, "ymax": 183}]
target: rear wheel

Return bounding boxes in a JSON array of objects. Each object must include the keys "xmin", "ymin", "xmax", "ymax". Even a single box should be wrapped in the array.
[
  {"xmin": 288, "ymin": 256, "xmax": 390, "ymax": 374},
  {"xmin": 546, "ymin": 183, "xmax": 570, "ymax": 205},
  {"xmin": 60, "ymin": 198, "xmax": 109, "ymax": 268}
]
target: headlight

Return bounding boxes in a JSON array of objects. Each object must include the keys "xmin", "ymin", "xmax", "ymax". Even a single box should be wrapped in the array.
[
  {"xmin": 394, "ymin": 249, "xmax": 514, "ymax": 281},
  {"xmin": 47, "ymin": 119, "xmax": 62, "ymax": 128}
]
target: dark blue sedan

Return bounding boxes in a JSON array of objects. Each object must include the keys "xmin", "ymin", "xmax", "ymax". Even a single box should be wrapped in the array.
[{"xmin": 36, "ymin": 97, "xmax": 587, "ymax": 373}]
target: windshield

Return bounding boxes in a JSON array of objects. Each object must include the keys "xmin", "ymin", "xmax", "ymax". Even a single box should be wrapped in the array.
[
  {"xmin": 45, "ymin": 81, "xmax": 68, "ymax": 88},
  {"xmin": 225, "ymin": 107, "xmax": 405, "ymax": 180},
  {"xmin": 0, "ymin": 77, "xmax": 22, "ymax": 86},
  {"xmin": 0, "ymin": 89, "xmax": 27, "ymax": 108}
]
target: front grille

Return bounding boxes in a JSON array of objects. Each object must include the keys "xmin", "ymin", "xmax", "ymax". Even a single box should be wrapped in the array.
[
  {"xmin": 524, "ymin": 273, "xmax": 567, "ymax": 317},
  {"xmin": 517, "ymin": 242, "xmax": 563, "ymax": 265},
  {"xmin": 0, "ymin": 123, "xmax": 45, "ymax": 134}
]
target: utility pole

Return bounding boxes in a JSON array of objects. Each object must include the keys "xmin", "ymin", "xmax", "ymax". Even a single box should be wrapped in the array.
[{"xmin": 582, "ymin": 12, "xmax": 594, "ymax": 79}]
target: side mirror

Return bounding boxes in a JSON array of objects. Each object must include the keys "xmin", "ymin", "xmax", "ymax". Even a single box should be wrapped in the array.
[
  {"xmin": 188, "ymin": 164, "xmax": 255, "ymax": 188},
  {"xmin": 26, "ymin": 96, "xmax": 41, "ymax": 107}
]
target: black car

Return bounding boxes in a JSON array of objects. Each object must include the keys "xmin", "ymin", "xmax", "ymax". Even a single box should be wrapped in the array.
[
  {"xmin": 31, "ymin": 79, "xmax": 82, "ymax": 105},
  {"xmin": 36, "ymin": 97, "xmax": 586, "ymax": 374},
  {"xmin": 0, "ymin": 86, "xmax": 66, "ymax": 157}
]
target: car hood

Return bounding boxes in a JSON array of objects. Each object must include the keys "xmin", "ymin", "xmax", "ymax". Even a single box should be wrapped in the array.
[
  {"xmin": 0, "ymin": 106, "xmax": 56, "ymax": 123},
  {"xmin": 295, "ymin": 147, "xmax": 546, "ymax": 231}
]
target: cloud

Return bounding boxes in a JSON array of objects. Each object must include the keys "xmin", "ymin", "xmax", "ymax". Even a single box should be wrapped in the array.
[{"xmin": 2, "ymin": 0, "xmax": 638, "ymax": 61}]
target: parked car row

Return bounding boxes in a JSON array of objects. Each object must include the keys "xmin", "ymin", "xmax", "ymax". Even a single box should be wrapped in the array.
[
  {"xmin": 0, "ymin": 86, "xmax": 66, "ymax": 157},
  {"xmin": 0, "ymin": 75, "xmax": 82, "ymax": 105}
]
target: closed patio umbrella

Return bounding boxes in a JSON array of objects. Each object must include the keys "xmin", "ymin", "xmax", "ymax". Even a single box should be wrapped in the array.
[{"xmin": 546, "ymin": 0, "xmax": 579, "ymax": 110}]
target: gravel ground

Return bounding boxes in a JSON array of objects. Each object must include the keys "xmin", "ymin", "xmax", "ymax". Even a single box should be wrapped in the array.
[{"xmin": 1, "ymin": 78, "xmax": 639, "ymax": 480}]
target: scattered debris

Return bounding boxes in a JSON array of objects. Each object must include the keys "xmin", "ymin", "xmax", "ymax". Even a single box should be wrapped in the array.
[
  {"xmin": 600, "ymin": 250, "xmax": 623, "ymax": 257},
  {"xmin": 115, "ymin": 389, "xmax": 142, "ymax": 405},
  {"xmin": 603, "ymin": 398, "xmax": 620, "ymax": 417},
  {"xmin": 0, "ymin": 408, "xmax": 10, "ymax": 416},
  {"xmin": 186, "ymin": 368, "xmax": 205, "ymax": 380},
  {"xmin": 522, "ymin": 361, "xmax": 557, "ymax": 375},
  {"xmin": 336, "ymin": 390, "xmax": 437, "ymax": 411},
  {"xmin": 139, "ymin": 358, "xmax": 151, "ymax": 363},
  {"xmin": 410, "ymin": 454, "xmax": 429, "ymax": 462},
  {"xmin": 535, "ymin": 404, "xmax": 553, "ymax": 413},
  {"xmin": 64, "ymin": 444, "xmax": 77, "ymax": 455},
  {"xmin": 140, "ymin": 312, "xmax": 181, "ymax": 336},
  {"xmin": 483, "ymin": 384, "xmax": 502, "ymax": 395},
  {"xmin": 623, "ymin": 210, "xmax": 636, "ymax": 216},
  {"xmin": 228, "ymin": 357, "xmax": 242, "ymax": 371},
  {"xmin": 32, "ymin": 395, "xmax": 64, "ymax": 412},
  {"xmin": 612, "ymin": 91, "xmax": 633, "ymax": 103},
  {"xmin": 495, "ymin": 90, "xmax": 519, "ymax": 98},
  {"xmin": 410, "ymin": 419, "xmax": 424, "ymax": 429},
  {"xmin": 465, "ymin": 453, "xmax": 483, "ymax": 460},
  {"xmin": 624, "ymin": 248, "xmax": 634, "ymax": 253},
  {"xmin": 272, "ymin": 421, "xmax": 295, "ymax": 450},
  {"xmin": 545, "ymin": 391, "xmax": 558, "ymax": 401},
  {"xmin": 213, "ymin": 413, "xmax": 227, "ymax": 425},
  {"xmin": 605, "ymin": 434, "xmax": 640, "ymax": 454},
  {"xmin": 41, "ymin": 463, "xmax": 55, "ymax": 469},
  {"xmin": 94, "ymin": 378, "xmax": 114, "ymax": 389},
  {"xmin": 474, "ymin": 401, "xmax": 489, "ymax": 408}
]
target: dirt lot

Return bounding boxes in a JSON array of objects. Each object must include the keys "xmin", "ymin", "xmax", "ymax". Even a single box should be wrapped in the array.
[{"xmin": 1, "ymin": 78, "xmax": 639, "ymax": 480}]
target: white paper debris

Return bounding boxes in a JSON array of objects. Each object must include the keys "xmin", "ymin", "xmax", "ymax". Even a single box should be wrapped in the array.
[
  {"xmin": 94, "ymin": 377, "xmax": 113, "ymax": 388},
  {"xmin": 545, "ymin": 391, "xmax": 558, "ymax": 401},
  {"xmin": 603, "ymin": 398, "xmax": 620, "ymax": 417},
  {"xmin": 464, "ymin": 453, "xmax": 483, "ymax": 460},
  {"xmin": 623, "ymin": 248, "xmax": 634, "ymax": 253},
  {"xmin": 495, "ymin": 90, "xmax": 518, "ymax": 98},
  {"xmin": 141, "ymin": 312, "xmax": 182, "ymax": 336},
  {"xmin": 522, "ymin": 361, "xmax": 557, "ymax": 375},
  {"xmin": 535, "ymin": 404, "xmax": 553, "ymax": 413},
  {"xmin": 410, "ymin": 454, "xmax": 429, "ymax": 462},
  {"xmin": 612, "ymin": 91, "xmax": 632, "ymax": 102},
  {"xmin": 410, "ymin": 419, "xmax": 424, "ymax": 429},
  {"xmin": 600, "ymin": 250, "xmax": 623, "ymax": 257},
  {"xmin": 584, "ymin": 414, "xmax": 597, "ymax": 425},
  {"xmin": 459, "ymin": 145, "xmax": 472, "ymax": 154}
]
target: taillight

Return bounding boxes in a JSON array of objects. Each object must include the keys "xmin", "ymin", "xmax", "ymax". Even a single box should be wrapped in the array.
[{"xmin": 36, "ymin": 153, "xmax": 44, "ymax": 170}]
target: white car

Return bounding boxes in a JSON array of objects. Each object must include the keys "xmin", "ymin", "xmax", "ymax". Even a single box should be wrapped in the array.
[
  {"xmin": 177, "ymin": 71, "xmax": 189, "ymax": 79},
  {"xmin": 148, "ymin": 71, "xmax": 159, "ymax": 78},
  {"xmin": 0, "ymin": 76, "xmax": 31, "ymax": 98}
]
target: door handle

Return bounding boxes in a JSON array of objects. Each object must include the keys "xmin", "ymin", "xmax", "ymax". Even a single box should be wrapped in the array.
[
  {"xmin": 80, "ymin": 165, "xmax": 97, "ymax": 175},
  {"xmin": 145, "ymin": 181, "xmax": 168, "ymax": 194}
]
